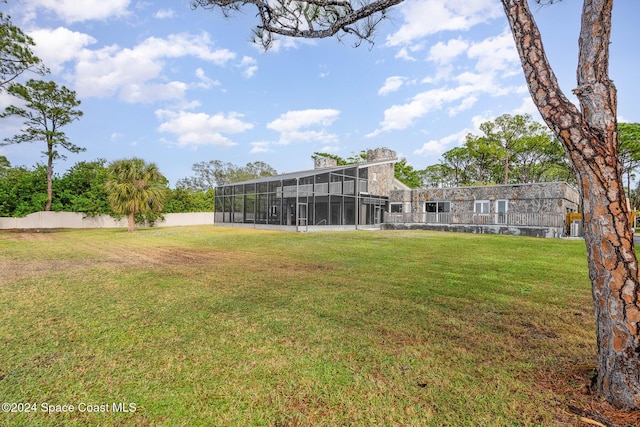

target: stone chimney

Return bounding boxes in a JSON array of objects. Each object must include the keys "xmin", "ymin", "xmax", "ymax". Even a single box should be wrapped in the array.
[
  {"xmin": 366, "ymin": 147, "xmax": 397, "ymax": 162},
  {"xmin": 366, "ymin": 148, "xmax": 397, "ymax": 197},
  {"xmin": 314, "ymin": 156, "xmax": 338, "ymax": 169}
]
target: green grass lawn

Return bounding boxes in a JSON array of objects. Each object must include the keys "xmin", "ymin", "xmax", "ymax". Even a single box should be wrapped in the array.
[{"xmin": 0, "ymin": 226, "xmax": 608, "ymax": 425}]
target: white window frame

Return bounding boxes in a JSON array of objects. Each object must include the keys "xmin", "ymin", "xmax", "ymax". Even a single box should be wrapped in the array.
[{"xmin": 474, "ymin": 200, "xmax": 490, "ymax": 215}]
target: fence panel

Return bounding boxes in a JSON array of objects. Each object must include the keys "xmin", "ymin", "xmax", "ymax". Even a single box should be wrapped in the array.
[{"xmin": 384, "ymin": 211, "xmax": 564, "ymax": 228}]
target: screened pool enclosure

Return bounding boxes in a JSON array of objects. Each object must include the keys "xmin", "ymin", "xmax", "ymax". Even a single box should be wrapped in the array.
[{"xmin": 214, "ymin": 163, "xmax": 390, "ymax": 231}]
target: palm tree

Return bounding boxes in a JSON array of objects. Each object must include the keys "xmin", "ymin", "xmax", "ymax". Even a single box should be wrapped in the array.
[{"xmin": 105, "ymin": 158, "xmax": 167, "ymax": 232}]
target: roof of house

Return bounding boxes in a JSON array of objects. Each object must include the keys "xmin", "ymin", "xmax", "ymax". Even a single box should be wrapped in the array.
[{"xmin": 218, "ymin": 158, "xmax": 397, "ymax": 187}]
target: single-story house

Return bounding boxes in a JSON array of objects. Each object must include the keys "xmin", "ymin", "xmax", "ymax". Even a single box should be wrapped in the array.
[{"xmin": 384, "ymin": 182, "xmax": 580, "ymax": 238}]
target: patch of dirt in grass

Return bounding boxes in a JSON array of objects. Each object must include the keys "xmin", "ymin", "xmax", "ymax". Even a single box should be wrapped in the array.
[
  {"xmin": 535, "ymin": 363, "xmax": 640, "ymax": 426},
  {"xmin": 0, "ymin": 230, "xmax": 55, "ymax": 241},
  {"xmin": 2, "ymin": 234, "xmax": 334, "ymax": 284}
]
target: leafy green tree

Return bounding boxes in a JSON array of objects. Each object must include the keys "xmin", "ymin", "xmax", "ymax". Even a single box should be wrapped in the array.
[
  {"xmin": 193, "ymin": 0, "xmax": 640, "ymax": 408},
  {"xmin": 0, "ymin": 163, "xmax": 48, "ymax": 216},
  {"xmin": 510, "ymin": 134, "xmax": 570, "ymax": 183},
  {"xmin": 474, "ymin": 114, "xmax": 548, "ymax": 183},
  {"xmin": 0, "ymin": 155, "xmax": 10, "ymax": 177},
  {"xmin": 419, "ymin": 164, "xmax": 453, "ymax": 188},
  {"xmin": 433, "ymin": 121, "xmax": 570, "ymax": 187},
  {"xmin": 105, "ymin": 158, "xmax": 168, "ymax": 232},
  {"xmin": 1, "ymin": 79, "xmax": 84, "ymax": 211},
  {"xmin": 440, "ymin": 146, "xmax": 474, "ymax": 186},
  {"xmin": 54, "ymin": 159, "xmax": 112, "ymax": 216},
  {"xmin": 165, "ymin": 186, "xmax": 215, "ymax": 213},
  {"xmin": 464, "ymin": 135, "xmax": 502, "ymax": 184},
  {"xmin": 0, "ymin": 12, "xmax": 47, "ymax": 90},
  {"xmin": 618, "ymin": 123, "xmax": 640, "ymax": 207},
  {"xmin": 393, "ymin": 157, "xmax": 421, "ymax": 188},
  {"xmin": 177, "ymin": 160, "xmax": 277, "ymax": 189}
]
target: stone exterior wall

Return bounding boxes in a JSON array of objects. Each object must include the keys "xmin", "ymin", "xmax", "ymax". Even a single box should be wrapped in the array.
[
  {"xmin": 390, "ymin": 182, "xmax": 580, "ymax": 217},
  {"xmin": 366, "ymin": 148, "xmax": 397, "ymax": 197}
]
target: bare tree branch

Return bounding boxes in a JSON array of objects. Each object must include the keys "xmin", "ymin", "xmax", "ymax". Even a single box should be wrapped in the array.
[{"xmin": 191, "ymin": 0, "xmax": 402, "ymax": 49}]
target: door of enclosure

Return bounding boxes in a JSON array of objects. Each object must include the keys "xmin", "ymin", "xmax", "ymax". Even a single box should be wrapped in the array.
[
  {"xmin": 374, "ymin": 206, "xmax": 382, "ymax": 225},
  {"xmin": 298, "ymin": 203, "xmax": 308, "ymax": 228},
  {"xmin": 330, "ymin": 201, "xmax": 342, "ymax": 225}
]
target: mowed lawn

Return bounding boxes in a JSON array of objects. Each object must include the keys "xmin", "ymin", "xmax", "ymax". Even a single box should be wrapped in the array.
[{"xmin": 0, "ymin": 226, "xmax": 610, "ymax": 426}]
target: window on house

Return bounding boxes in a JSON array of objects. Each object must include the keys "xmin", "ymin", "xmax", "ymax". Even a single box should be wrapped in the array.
[
  {"xmin": 474, "ymin": 200, "xmax": 490, "ymax": 214},
  {"xmin": 390, "ymin": 203, "xmax": 403, "ymax": 213},
  {"xmin": 425, "ymin": 201, "xmax": 450, "ymax": 213}
]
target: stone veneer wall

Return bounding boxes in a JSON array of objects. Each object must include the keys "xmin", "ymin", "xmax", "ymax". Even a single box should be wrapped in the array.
[
  {"xmin": 389, "ymin": 182, "xmax": 580, "ymax": 219},
  {"xmin": 366, "ymin": 148, "xmax": 397, "ymax": 197}
]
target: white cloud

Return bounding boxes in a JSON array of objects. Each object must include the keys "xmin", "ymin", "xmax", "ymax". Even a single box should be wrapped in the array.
[
  {"xmin": 121, "ymin": 81, "xmax": 189, "ymax": 104},
  {"xmin": 394, "ymin": 47, "xmax": 416, "ymax": 62},
  {"xmin": 414, "ymin": 129, "xmax": 470, "ymax": 157},
  {"xmin": 250, "ymin": 141, "xmax": 271, "ymax": 153},
  {"xmin": 70, "ymin": 32, "xmax": 235, "ymax": 102},
  {"xmin": 467, "ymin": 29, "xmax": 520, "ymax": 74},
  {"xmin": 135, "ymin": 33, "xmax": 235, "ymax": 65},
  {"xmin": 447, "ymin": 96, "xmax": 478, "ymax": 116},
  {"xmin": 378, "ymin": 76, "xmax": 406, "ymax": 96},
  {"xmin": 267, "ymin": 109, "xmax": 340, "ymax": 145},
  {"xmin": 26, "ymin": 0, "xmax": 131, "ymax": 23},
  {"xmin": 428, "ymin": 38, "xmax": 469, "ymax": 65},
  {"xmin": 154, "ymin": 9, "xmax": 175, "ymax": 19},
  {"xmin": 29, "ymin": 27, "xmax": 97, "ymax": 74},
  {"xmin": 385, "ymin": 0, "xmax": 502, "ymax": 47},
  {"xmin": 368, "ymin": 86, "xmax": 475, "ymax": 136},
  {"xmin": 319, "ymin": 145, "xmax": 341, "ymax": 153},
  {"xmin": 110, "ymin": 132, "xmax": 124, "ymax": 142},
  {"xmin": 193, "ymin": 68, "xmax": 221, "ymax": 89},
  {"xmin": 156, "ymin": 109, "xmax": 253, "ymax": 148},
  {"xmin": 371, "ymin": 27, "xmax": 524, "ymax": 136},
  {"xmin": 238, "ymin": 56, "xmax": 258, "ymax": 78}
]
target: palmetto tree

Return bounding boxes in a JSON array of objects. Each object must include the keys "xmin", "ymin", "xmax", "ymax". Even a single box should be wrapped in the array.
[{"xmin": 105, "ymin": 158, "xmax": 167, "ymax": 232}]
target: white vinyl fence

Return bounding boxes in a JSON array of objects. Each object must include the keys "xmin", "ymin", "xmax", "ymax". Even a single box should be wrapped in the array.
[{"xmin": 0, "ymin": 211, "xmax": 214, "ymax": 230}]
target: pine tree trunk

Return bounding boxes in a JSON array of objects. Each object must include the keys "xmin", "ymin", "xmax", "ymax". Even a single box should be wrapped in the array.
[{"xmin": 502, "ymin": 0, "xmax": 640, "ymax": 409}]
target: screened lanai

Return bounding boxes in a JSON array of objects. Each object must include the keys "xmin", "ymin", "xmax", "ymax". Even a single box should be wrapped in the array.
[{"xmin": 214, "ymin": 163, "xmax": 390, "ymax": 231}]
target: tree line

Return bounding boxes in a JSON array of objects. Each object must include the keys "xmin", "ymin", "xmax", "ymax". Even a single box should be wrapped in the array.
[
  {"xmin": 315, "ymin": 114, "xmax": 640, "ymax": 208},
  {"xmin": 0, "ymin": 11, "xmax": 279, "ymax": 231},
  {"xmin": 0, "ymin": 157, "xmax": 281, "ymax": 229}
]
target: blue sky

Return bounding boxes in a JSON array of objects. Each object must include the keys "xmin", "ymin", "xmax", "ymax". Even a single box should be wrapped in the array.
[{"xmin": 1, "ymin": 0, "xmax": 639, "ymax": 186}]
